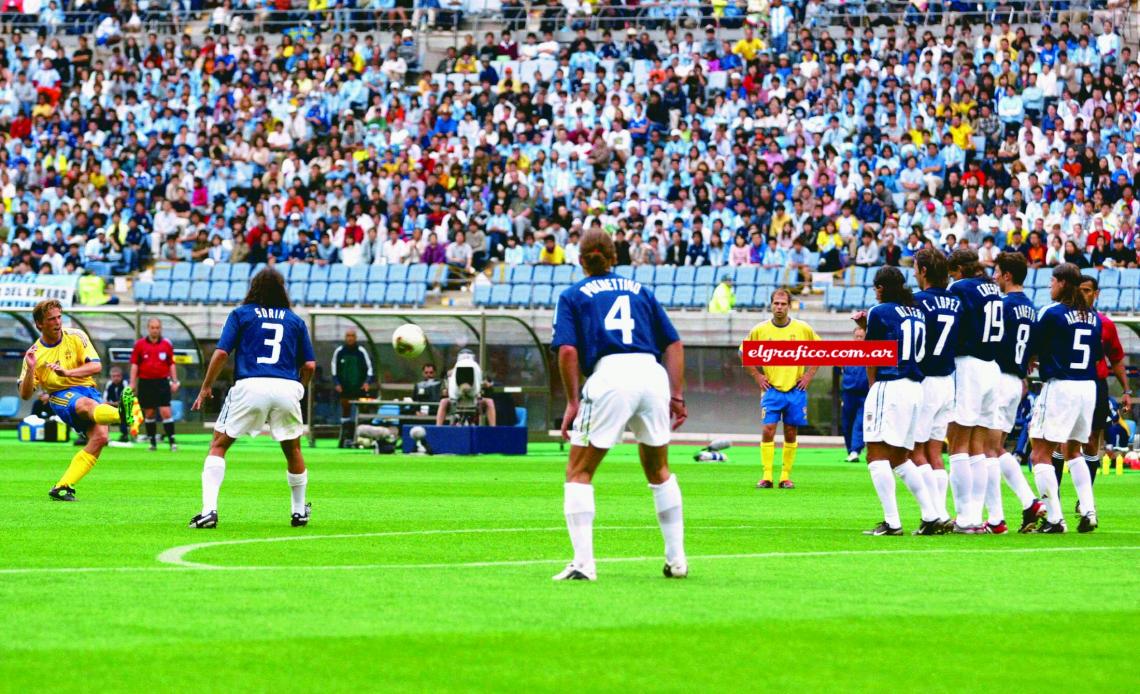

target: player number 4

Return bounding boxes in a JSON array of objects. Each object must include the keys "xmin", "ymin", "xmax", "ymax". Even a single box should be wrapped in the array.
[
  {"xmin": 604, "ymin": 295, "xmax": 635, "ymax": 345},
  {"xmin": 257, "ymin": 322, "xmax": 284, "ymax": 364}
]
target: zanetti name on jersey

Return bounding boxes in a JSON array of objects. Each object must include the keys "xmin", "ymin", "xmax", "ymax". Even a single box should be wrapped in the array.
[
  {"xmin": 919, "ymin": 294, "xmax": 961, "ymax": 313},
  {"xmin": 578, "ymin": 278, "xmax": 643, "ymax": 297},
  {"xmin": 1009, "ymin": 303, "xmax": 1036, "ymax": 322},
  {"xmin": 253, "ymin": 307, "xmax": 289, "ymax": 320}
]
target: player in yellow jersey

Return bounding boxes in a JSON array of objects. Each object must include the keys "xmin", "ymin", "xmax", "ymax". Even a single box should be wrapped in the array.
[
  {"xmin": 17, "ymin": 299, "xmax": 141, "ymax": 502},
  {"xmin": 742, "ymin": 289, "xmax": 820, "ymax": 489}
]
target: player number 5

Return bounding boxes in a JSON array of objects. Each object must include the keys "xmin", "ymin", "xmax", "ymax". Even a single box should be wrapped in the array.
[
  {"xmin": 257, "ymin": 322, "xmax": 284, "ymax": 364},
  {"xmin": 604, "ymin": 295, "xmax": 635, "ymax": 344},
  {"xmin": 1071, "ymin": 328, "xmax": 1091, "ymax": 370}
]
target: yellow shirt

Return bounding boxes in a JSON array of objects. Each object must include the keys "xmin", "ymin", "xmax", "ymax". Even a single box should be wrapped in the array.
[
  {"xmin": 950, "ymin": 122, "xmax": 974, "ymax": 149},
  {"xmin": 540, "ymin": 245, "xmax": 566, "ymax": 265},
  {"xmin": 741, "ymin": 318, "xmax": 820, "ymax": 391},
  {"xmin": 733, "ymin": 37, "xmax": 765, "ymax": 61},
  {"xmin": 20, "ymin": 328, "xmax": 100, "ymax": 394}
]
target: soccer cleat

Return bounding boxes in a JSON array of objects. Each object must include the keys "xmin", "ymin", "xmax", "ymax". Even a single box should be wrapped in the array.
[
  {"xmin": 1038, "ymin": 519, "xmax": 1067, "ymax": 534},
  {"xmin": 1074, "ymin": 500, "xmax": 1082, "ymax": 516},
  {"xmin": 937, "ymin": 518, "xmax": 955, "ymax": 534},
  {"xmin": 778, "ymin": 480, "xmax": 795, "ymax": 489},
  {"xmin": 863, "ymin": 521, "xmax": 903, "ymax": 536},
  {"xmin": 1019, "ymin": 499, "xmax": 1046, "ymax": 533},
  {"xmin": 663, "ymin": 561, "xmax": 689, "ymax": 579},
  {"xmin": 48, "ymin": 485, "xmax": 77, "ymax": 502},
  {"xmin": 845, "ymin": 451, "xmax": 860, "ymax": 463},
  {"xmin": 119, "ymin": 386, "xmax": 141, "ymax": 437},
  {"xmin": 291, "ymin": 502, "xmax": 312, "ymax": 527},
  {"xmin": 755, "ymin": 480, "xmax": 774, "ymax": 489},
  {"xmin": 552, "ymin": 563, "xmax": 596, "ymax": 581},
  {"xmin": 1077, "ymin": 513, "xmax": 1098, "ymax": 534},
  {"xmin": 984, "ymin": 520, "xmax": 1009, "ymax": 535},
  {"xmin": 189, "ymin": 511, "xmax": 218, "ymax": 529},
  {"xmin": 912, "ymin": 520, "xmax": 941, "ymax": 536},
  {"xmin": 952, "ymin": 522, "xmax": 984, "ymax": 534},
  {"xmin": 170, "ymin": 443, "xmax": 178, "ymax": 452}
]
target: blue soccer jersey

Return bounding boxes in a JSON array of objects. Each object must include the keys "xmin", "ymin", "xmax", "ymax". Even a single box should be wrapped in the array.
[
  {"xmin": 551, "ymin": 272, "xmax": 681, "ymax": 375},
  {"xmin": 914, "ymin": 287, "xmax": 961, "ymax": 377},
  {"xmin": 217, "ymin": 304, "xmax": 316, "ymax": 382},
  {"xmin": 1031, "ymin": 302, "xmax": 1103, "ymax": 382},
  {"xmin": 947, "ymin": 276, "xmax": 1004, "ymax": 361},
  {"xmin": 997, "ymin": 291, "xmax": 1036, "ymax": 377},
  {"xmin": 866, "ymin": 302, "xmax": 925, "ymax": 382}
]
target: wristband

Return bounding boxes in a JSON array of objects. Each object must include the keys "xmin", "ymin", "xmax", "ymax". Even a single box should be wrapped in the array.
[{"xmin": 671, "ymin": 396, "xmax": 686, "ymax": 405}]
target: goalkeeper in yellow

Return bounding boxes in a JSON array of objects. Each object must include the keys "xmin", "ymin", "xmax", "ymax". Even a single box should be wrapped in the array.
[
  {"xmin": 18, "ymin": 299, "xmax": 142, "ymax": 501},
  {"xmin": 742, "ymin": 288, "xmax": 820, "ymax": 489}
]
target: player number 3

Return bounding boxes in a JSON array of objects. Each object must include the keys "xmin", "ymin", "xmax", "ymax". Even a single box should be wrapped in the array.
[
  {"xmin": 604, "ymin": 295, "xmax": 636, "ymax": 344},
  {"xmin": 257, "ymin": 322, "xmax": 284, "ymax": 364}
]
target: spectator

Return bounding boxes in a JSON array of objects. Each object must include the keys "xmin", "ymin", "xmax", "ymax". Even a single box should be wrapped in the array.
[
  {"xmin": 854, "ymin": 232, "xmax": 880, "ymax": 268},
  {"xmin": 707, "ymin": 274, "xmax": 735, "ymax": 314},
  {"xmin": 539, "ymin": 234, "xmax": 564, "ymax": 265},
  {"xmin": 1063, "ymin": 239, "xmax": 1090, "ymax": 268}
]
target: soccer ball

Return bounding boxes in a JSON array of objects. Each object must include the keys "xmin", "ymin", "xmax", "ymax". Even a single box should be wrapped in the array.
[
  {"xmin": 392, "ymin": 324, "xmax": 426, "ymax": 358},
  {"xmin": 409, "ymin": 425, "xmax": 427, "ymax": 441},
  {"xmin": 1125, "ymin": 451, "xmax": 1140, "ymax": 470}
]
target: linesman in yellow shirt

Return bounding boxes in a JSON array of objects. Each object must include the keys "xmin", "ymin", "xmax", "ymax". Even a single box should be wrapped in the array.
[
  {"xmin": 18, "ymin": 299, "xmax": 141, "ymax": 502},
  {"xmin": 741, "ymin": 289, "xmax": 820, "ymax": 489}
]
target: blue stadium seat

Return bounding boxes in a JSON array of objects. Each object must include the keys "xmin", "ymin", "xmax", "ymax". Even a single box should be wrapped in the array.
[
  {"xmin": 509, "ymin": 284, "xmax": 532, "ymax": 307},
  {"xmin": 191, "ymin": 263, "xmax": 211, "ymax": 281},
  {"xmin": 655, "ymin": 266, "xmax": 676, "ymax": 285},
  {"xmin": 347, "ymin": 265, "xmax": 368, "ymax": 284},
  {"xmin": 735, "ymin": 285, "xmax": 756, "ymax": 308},
  {"xmin": 207, "ymin": 282, "xmax": 229, "ymax": 303},
  {"xmin": 367, "ymin": 265, "xmax": 387, "ymax": 283},
  {"xmin": 734, "ymin": 266, "xmax": 759, "ymax": 286},
  {"xmin": 153, "ymin": 267, "xmax": 173, "ymax": 282},
  {"xmin": 1033, "ymin": 290, "xmax": 1052, "ymax": 309},
  {"xmin": 407, "ymin": 264, "xmax": 429, "ymax": 286},
  {"xmin": 672, "ymin": 285, "xmax": 693, "ymax": 308},
  {"xmin": 1099, "ymin": 270, "xmax": 1122, "ymax": 288},
  {"xmin": 473, "ymin": 284, "xmax": 491, "ymax": 306},
  {"xmin": 841, "ymin": 287, "xmax": 863, "ymax": 310},
  {"xmin": 1023, "ymin": 288, "xmax": 1036, "ymax": 303},
  {"xmin": 1099, "ymin": 288, "xmax": 1121, "ymax": 312},
  {"xmin": 758, "ymin": 268, "xmax": 779, "ymax": 286},
  {"xmin": 1024, "ymin": 268, "xmax": 1038, "ymax": 288},
  {"xmin": 851, "ymin": 266, "xmax": 869, "ymax": 286},
  {"xmin": 326, "ymin": 282, "xmax": 348, "ymax": 305},
  {"xmin": 345, "ymin": 283, "xmax": 363, "ymax": 305},
  {"xmin": 634, "ymin": 265, "xmax": 655, "ymax": 286},
  {"xmin": 307, "ymin": 283, "xmax": 330, "ymax": 305},
  {"xmin": 328, "ymin": 265, "xmax": 349, "ymax": 282},
  {"xmin": 506, "ymin": 265, "xmax": 530, "ymax": 284},
  {"xmin": 171, "ymin": 264, "xmax": 193, "ymax": 281},
  {"xmin": 170, "ymin": 280, "xmax": 191, "ymax": 303},
  {"xmin": 532, "ymin": 265, "xmax": 554, "ymax": 285},
  {"xmin": 149, "ymin": 280, "xmax": 171, "ymax": 303},
  {"xmin": 364, "ymin": 282, "xmax": 386, "ymax": 305},
  {"xmin": 552, "ymin": 265, "xmax": 574, "ymax": 285},
  {"xmin": 228, "ymin": 282, "xmax": 245, "ymax": 303},
  {"xmin": 614, "ymin": 265, "xmax": 634, "ymax": 280},
  {"xmin": 407, "ymin": 285, "xmax": 426, "ymax": 306},
  {"xmin": 863, "ymin": 287, "xmax": 878, "ymax": 308},
  {"xmin": 824, "ymin": 285, "xmax": 844, "ymax": 310},
  {"xmin": 133, "ymin": 282, "xmax": 153, "ymax": 303},
  {"xmin": 1117, "ymin": 289, "xmax": 1135, "ymax": 313},
  {"xmin": 532, "ymin": 284, "xmax": 553, "ymax": 307},
  {"xmin": 231, "ymin": 264, "xmax": 252, "ymax": 282},
  {"xmin": 552, "ymin": 285, "xmax": 571, "ymax": 303},
  {"xmin": 655, "ymin": 285, "xmax": 674, "ymax": 306},
  {"xmin": 692, "ymin": 285, "xmax": 712, "ymax": 308},
  {"xmin": 291, "ymin": 264, "xmax": 311, "ymax": 282},
  {"xmin": 571, "ymin": 267, "xmax": 585, "ymax": 283},
  {"xmin": 310, "ymin": 265, "xmax": 331, "ymax": 284},
  {"xmin": 189, "ymin": 281, "xmax": 210, "ymax": 303},
  {"xmin": 1121, "ymin": 268, "xmax": 1140, "ymax": 288},
  {"xmin": 674, "ymin": 266, "xmax": 696, "ymax": 285},
  {"xmin": 387, "ymin": 264, "xmax": 409, "ymax": 284},
  {"xmin": 208, "ymin": 264, "xmax": 230, "ymax": 282},
  {"xmin": 695, "ymin": 266, "xmax": 716, "ymax": 287},
  {"xmin": 384, "ymin": 283, "xmax": 407, "ymax": 305},
  {"xmin": 0, "ymin": 395, "xmax": 19, "ymax": 419},
  {"xmin": 1031, "ymin": 270, "xmax": 1050, "ymax": 288},
  {"xmin": 489, "ymin": 284, "xmax": 511, "ymax": 307}
]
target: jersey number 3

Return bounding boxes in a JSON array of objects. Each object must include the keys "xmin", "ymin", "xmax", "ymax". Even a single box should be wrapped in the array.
[
  {"xmin": 604, "ymin": 295, "xmax": 636, "ymax": 344},
  {"xmin": 257, "ymin": 322, "xmax": 284, "ymax": 364}
]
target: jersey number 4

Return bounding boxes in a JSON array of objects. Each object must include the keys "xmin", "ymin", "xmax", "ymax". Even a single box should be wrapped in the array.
[
  {"xmin": 257, "ymin": 322, "xmax": 283, "ymax": 364},
  {"xmin": 604, "ymin": 295, "xmax": 636, "ymax": 344}
]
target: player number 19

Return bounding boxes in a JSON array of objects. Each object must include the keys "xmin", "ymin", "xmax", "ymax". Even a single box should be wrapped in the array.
[
  {"xmin": 982, "ymin": 301, "xmax": 1004, "ymax": 343},
  {"xmin": 604, "ymin": 295, "xmax": 635, "ymax": 344}
]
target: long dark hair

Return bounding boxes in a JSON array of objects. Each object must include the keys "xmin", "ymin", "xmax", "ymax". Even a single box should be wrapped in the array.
[
  {"xmin": 947, "ymin": 247, "xmax": 988, "ymax": 281},
  {"xmin": 243, "ymin": 268, "xmax": 291, "ymax": 309},
  {"xmin": 1053, "ymin": 263, "xmax": 1091, "ymax": 312},
  {"xmin": 913, "ymin": 247, "xmax": 948, "ymax": 288},
  {"xmin": 874, "ymin": 266, "xmax": 914, "ymax": 306}
]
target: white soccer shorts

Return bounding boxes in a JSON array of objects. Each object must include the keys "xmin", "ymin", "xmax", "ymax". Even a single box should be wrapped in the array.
[
  {"xmin": 215, "ymin": 377, "xmax": 306, "ymax": 442},
  {"xmin": 952, "ymin": 356, "xmax": 1000, "ymax": 428},
  {"xmin": 863, "ymin": 378, "xmax": 922, "ymax": 450},
  {"xmin": 989, "ymin": 372, "xmax": 1024, "ymax": 433},
  {"xmin": 1029, "ymin": 380, "xmax": 1096, "ymax": 444},
  {"xmin": 570, "ymin": 353, "xmax": 671, "ymax": 449},
  {"xmin": 913, "ymin": 375, "xmax": 954, "ymax": 443}
]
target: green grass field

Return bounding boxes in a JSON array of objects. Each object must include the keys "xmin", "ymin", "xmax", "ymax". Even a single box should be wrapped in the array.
[{"xmin": 2, "ymin": 436, "xmax": 1138, "ymax": 692}]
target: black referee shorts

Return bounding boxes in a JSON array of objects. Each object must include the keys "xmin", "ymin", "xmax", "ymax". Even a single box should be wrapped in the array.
[
  {"xmin": 138, "ymin": 378, "xmax": 172, "ymax": 409},
  {"xmin": 1091, "ymin": 378, "xmax": 1111, "ymax": 433}
]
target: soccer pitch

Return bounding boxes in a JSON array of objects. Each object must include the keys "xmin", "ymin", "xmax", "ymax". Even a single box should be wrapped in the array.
[{"xmin": 3, "ymin": 437, "xmax": 1138, "ymax": 692}]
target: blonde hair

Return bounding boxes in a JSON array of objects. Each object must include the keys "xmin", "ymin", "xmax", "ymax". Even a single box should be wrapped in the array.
[
  {"xmin": 32, "ymin": 299, "xmax": 62, "ymax": 328},
  {"xmin": 579, "ymin": 229, "xmax": 616, "ymax": 276}
]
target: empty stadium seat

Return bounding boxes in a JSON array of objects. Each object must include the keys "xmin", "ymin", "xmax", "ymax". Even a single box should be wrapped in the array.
[
  {"xmin": 532, "ymin": 265, "xmax": 554, "ymax": 285},
  {"xmin": 364, "ymin": 282, "xmax": 386, "ymax": 304},
  {"xmin": 149, "ymin": 280, "xmax": 171, "ymax": 303},
  {"xmin": 291, "ymin": 264, "xmax": 311, "ymax": 282},
  {"xmin": 1031, "ymin": 270, "xmax": 1050, "ymax": 288},
  {"xmin": 695, "ymin": 266, "xmax": 716, "ymax": 286},
  {"xmin": 329, "ymin": 265, "xmax": 349, "ymax": 282},
  {"xmin": 153, "ymin": 267, "xmax": 173, "ymax": 282},
  {"xmin": 758, "ymin": 268, "xmax": 779, "ymax": 286},
  {"xmin": 407, "ymin": 264, "xmax": 429, "ymax": 286},
  {"xmin": 406, "ymin": 284, "xmax": 426, "ymax": 306},
  {"xmin": 306, "ymin": 283, "xmax": 328, "ymax": 305},
  {"xmin": 1099, "ymin": 270, "xmax": 1122, "ymax": 288},
  {"xmin": 489, "ymin": 284, "xmax": 511, "ymax": 307},
  {"xmin": 387, "ymin": 265, "xmax": 409, "ymax": 283},
  {"xmin": 634, "ymin": 265, "xmax": 655, "ymax": 286},
  {"xmin": 207, "ymin": 282, "xmax": 229, "ymax": 303},
  {"xmin": 344, "ymin": 283, "xmax": 363, "ymax": 305},
  {"xmin": 672, "ymin": 285, "xmax": 693, "ymax": 308},
  {"xmin": 655, "ymin": 266, "xmax": 676, "ymax": 285},
  {"xmin": 231, "ymin": 264, "xmax": 253, "ymax": 282},
  {"xmin": 133, "ymin": 282, "xmax": 153, "ymax": 303},
  {"xmin": 171, "ymin": 264, "xmax": 193, "ymax": 281},
  {"xmin": 552, "ymin": 265, "xmax": 574, "ymax": 285},
  {"xmin": 170, "ymin": 280, "xmax": 191, "ymax": 302},
  {"xmin": 473, "ymin": 284, "xmax": 491, "ymax": 306},
  {"xmin": 674, "ymin": 266, "xmax": 696, "ymax": 285},
  {"xmin": 1033, "ymin": 291, "xmax": 1052, "ymax": 308},
  {"xmin": 1121, "ymin": 268, "xmax": 1140, "ymax": 288},
  {"xmin": 1099, "ymin": 288, "xmax": 1121, "ymax": 312},
  {"xmin": 509, "ymin": 284, "xmax": 532, "ymax": 307},
  {"xmin": 227, "ymin": 282, "xmax": 245, "ymax": 303},
  {"xmin": 824, "ymin": 285, "xmax": 844, "ymax": 310},
  {"xmin": 310, "ymin": 265, "xmax": 331, "ymax": 283},
  {"xmin": 1024, "ymin": 268, "xmax": 1038, "ymax": 287},
  {"xmin": 346, "ymin": 265, "xmax": 368, "ymax": 284},
  {"xmin": 384, "ymin": 283, "xmax": 406, "ymax": 305},
  {"xmin": 614, "ymin": 266, "xmax": 634, "ymax": 280},
  {"xmin": 692, "ymin": 285, "xmax": 712, "ymax": 308},
  {"xmin": 189, "ymin": 281, "xmax": 210, "ymax": 303},
  {"xmin": 367, "ymin": 265, "xmax": 387, "ymax": 283},
  {"xmin": 1117, "ymin": 289, "xmax": 1135, "ymax": 312},
  {"xmin": 734, "ymin": 266, "xmax": 759, "ymax": 285},
  {"xmin": 326, "ymin": 282, "xmax": 348, "ymax": 305},
  {"xmin": 532, "ymin": 284, "xmax": 553, "ymax": 307},
  {"xmin": 208, "ymin": 264, "xmax": 229, "ymax": 281},
  {"xmin": 735, "ymin": 285, "xmax": 756, "ymax": 308},
  {"xmin": 191, "ymin": 264, "xmax": 211, "ymax": 281},
  {"xmin": 851, "ymin": 266, "xmax": 869, "ymax": 287},
  {"xmin": 508, "ymin": 265, "xmax": 532, "ymax": 284},
  {"xmin": 655, "ymin": 285, "xmax": 674, "ymax": 306}
]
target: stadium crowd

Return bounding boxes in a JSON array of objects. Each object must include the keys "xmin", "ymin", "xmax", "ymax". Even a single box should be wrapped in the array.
[{"xmin": 0, "ymin": 1, "xmax": 1138, "ymax": 295}]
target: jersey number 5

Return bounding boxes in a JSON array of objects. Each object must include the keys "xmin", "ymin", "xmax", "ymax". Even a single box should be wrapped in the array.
[
  {"xmin": 1071, "ymin": 328, "xmax": 1092, "ymax": 370},
  {"xmin": 257, "ymin": 322, "xmax": 284, "ymax": 364},
  {"xmin": 604, "ymin": 295, "xmax": 636, "ymax": 345}
]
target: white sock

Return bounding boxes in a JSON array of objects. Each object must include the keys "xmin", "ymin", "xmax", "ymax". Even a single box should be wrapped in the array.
[
  {"xmin": 895, "ymin": 460, "xmax": 937, "ymax": 522},
  {"xmin": 563, "ymin": 482, "xmax": 596, "ymax": 571},
  {"xmin": 933, "ymin": 468, "xmax": 949, "ymax": 519},
  {"xmin": 984, "ymin": 457, "xmax": 1003, "ymax": 525},
  {"xmin": 201, "ymin": 455, "xmax": 225, "ymax": 515},
  {"xmin": 649, "ymin": 474, "xmax": 685, "ymax": 565},
  {"xmin": 1067, "ymin": 457, "xmax": 1096, "ymax": 517},
  {"xmin": 868, "ymin": 460, "xmax": 900, "ymax": 528},
  {"xmin": 919, "ymin": 465, "xmax": 942, "ymax": 518},
  {"xmin": 999, "ymin": 452, "xmax": 1036, "ymax": 509},
  {"xmin": 287, "ymin": 471, "xmax": 308, "ymax": 515},
  {"xmin": 968, "ymin": 454, "xmax": 987, "ymax": 526},
  {"xmin": 1033, "ymin": 463, "xmax": 1063, "ymax": 523},
  {"xmin": 948, "ymin": 453, "xmax": 972, "ymax": 522}
]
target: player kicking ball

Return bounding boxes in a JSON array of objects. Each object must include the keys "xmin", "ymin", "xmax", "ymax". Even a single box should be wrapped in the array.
[
  {"xmin": 552, "ymin": 229, "xmax": 688, "ymax": 581},
  {"xmin": 1026, "ymin": 264, "xmax": 1104, "ymax": 534},
  {"xmin": 856, "ymin": 268, "xmax": 939, "ymax": 536},
  {"xmin": 189, "ymin": 269, "xmax": 317, "ymax": 529},
  {"xmin": 18, "ymin": 299, "xmax": 142, "ymax": 501}
]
